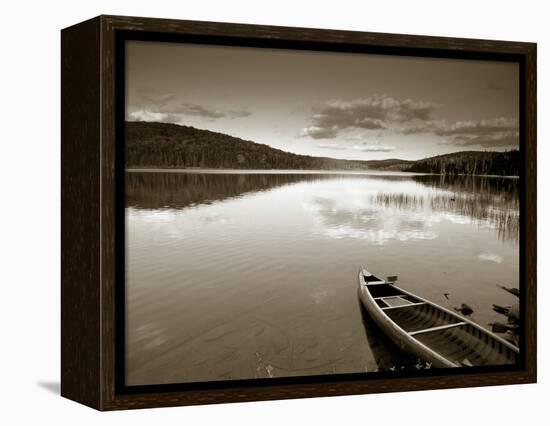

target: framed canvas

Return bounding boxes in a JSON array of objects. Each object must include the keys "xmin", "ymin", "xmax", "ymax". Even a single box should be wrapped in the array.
[{"xmin": 61, "ymin": 15, "xmax": 537, "ymax": 410}]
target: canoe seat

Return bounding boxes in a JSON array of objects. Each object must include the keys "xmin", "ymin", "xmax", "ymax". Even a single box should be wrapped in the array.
[
  {"xmin": 381, "ymin": 302, "xmax": 426, "ymax": 310},
  {"xmin": 378, "ymin": 296, "xmax": 412, "ymax": 307}
]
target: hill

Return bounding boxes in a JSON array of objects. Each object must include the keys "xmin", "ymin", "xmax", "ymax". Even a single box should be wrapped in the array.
[
  {"xmin": 363, "ymin": 158, "xmax": 414, "ymax": 171},
  {"xmin": 125, "ymin": 121, "xmax": 519, "ymax": 176},
  {"xmin": 406, "ymin": 150, "xmax": 520, "ymax": 176},
  {"xmin": 126, "ymin": 121, "xmax": 373, "ymax": 171}
]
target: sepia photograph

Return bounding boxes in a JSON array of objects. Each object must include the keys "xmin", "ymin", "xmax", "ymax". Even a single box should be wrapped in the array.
[{"xmin": 123, "ymin": 40, "xmax": 522, "ymax": 387}]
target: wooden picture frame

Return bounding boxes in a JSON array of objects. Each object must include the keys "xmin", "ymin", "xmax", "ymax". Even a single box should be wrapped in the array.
[{"xmin": 61, "ymin": 15, "xmax": 537, "ymax": 410}]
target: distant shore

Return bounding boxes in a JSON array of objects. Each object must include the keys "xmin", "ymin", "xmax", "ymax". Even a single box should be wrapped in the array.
[
  {"xmin": 126, "ymin": 122, "xmax": 521, "ymax": 177},
  {"xmin": 125, "ymin": 167, "xmax": 519, "ymax": 178},
  {"xmin": 125, "ymin": 167, "xmax": 429, "ymax": 176}
]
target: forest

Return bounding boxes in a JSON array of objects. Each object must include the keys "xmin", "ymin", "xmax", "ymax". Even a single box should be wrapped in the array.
[
  {"xmin": 126, "ymin": 121, "xmax": 520, "ymax": 176},
  {"xmin": 406, "ymin": 150, "xmax": 520, "ymax": 176},
  {"xmin": 125, "ymin": 121, "xmax": 373, "ymax": 170}
]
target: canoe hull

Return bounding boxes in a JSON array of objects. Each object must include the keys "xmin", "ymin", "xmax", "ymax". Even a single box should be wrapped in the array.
[
  {"xmin": 358, "ymin": 274, "xmax": 456, "ymax": 368},
  {"xmin": 358, "ymin": 268, "xmax": 519, "ymax": 368}
]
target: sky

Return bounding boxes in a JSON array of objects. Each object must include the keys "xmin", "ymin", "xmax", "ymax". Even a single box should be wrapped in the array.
[{"xmin": 126, "ymin": 41, "xmax": 519, "ymax": 161}]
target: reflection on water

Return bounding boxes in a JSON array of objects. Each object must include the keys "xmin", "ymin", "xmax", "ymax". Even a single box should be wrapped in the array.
[
  {"xmin": 126, "ymin": 171, "xmax": 519, "ymax": 385},
  {"xmin": 126, "ymin": 172, "xmax": 332, "ymax": 210},
  {"xmin": 127, "ymin": 172, "xmax": 519, "ymax": 243},
  {"xmin": 414, "ymin": 174, "xmax": 519, "ymax": 243},
  {"xmin": 356, "ymin": 296, "xmax": 416, "ymax": 371}
]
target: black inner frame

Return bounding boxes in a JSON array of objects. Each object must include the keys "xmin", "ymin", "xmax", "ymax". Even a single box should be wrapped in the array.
[{"xmin": 114, "ymin": 29, "xmax": 527, "ymax": 395}]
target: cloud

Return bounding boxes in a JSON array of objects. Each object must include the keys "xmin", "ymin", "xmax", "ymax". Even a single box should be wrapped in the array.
[
  {"xmin": 128, "ymin": 110, "xmax": 181, "ymax": 123},
  {"xmin": 398, "ymin": 121, "xmax": 443, "ymax": 135},
  {"xmin": 299, "ymin": 95, "xmax": 519, "ymax": 150},
  {"xmin": 302, "ymin": 126, "xmax": 338, "ymax": 139},
  {"xmin": 436, "ymin": 117, "xmax": 519, "ymax": 148},
  {"xmin": 439, "ymin": 133, "xmax": 519, "ymax": 148},
  {"xmin": 359, "ymin": 145, "xmax": 396, "ymax": 152},
  {"xmin": 317, "ymin": 142, "xmax": 396, "ymax": 152},
  {"xmin": 317, "ymin": 144, "xmax": 396, "ymax": 152},
  {"xmin": 127, "ymin": 93, "xmax": 251, "ymax": 123},
  {"xmin": 435, "ymin": 117, "xmax": 517, "ymax": 136},
  {"xmin": 300, "ymin": 95, "xmax": 437, "ymax": 139},
  {"xmin": 317, "ymin": 143, "xmax": 349, "ymax": 151}
]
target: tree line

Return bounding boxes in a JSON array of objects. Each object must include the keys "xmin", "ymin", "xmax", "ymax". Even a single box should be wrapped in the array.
[
  {"xmin": 406, "ymin": 150, "xmax": 520, "ymax": 176},
  {"xmin": 126, "ymin": 121, "xmax": 520, "ymax": 176},
  {"xmin": 125, "ymin": 121, "xmax": 371, "ymax": 170}
]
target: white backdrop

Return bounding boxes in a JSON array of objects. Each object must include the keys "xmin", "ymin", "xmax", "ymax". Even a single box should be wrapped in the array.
[{"xmin": 0, "ymin": 0, "xmax": 546, "ymax": 423}]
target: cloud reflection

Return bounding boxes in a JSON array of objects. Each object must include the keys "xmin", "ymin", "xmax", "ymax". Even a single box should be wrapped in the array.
[
  {"xmin": 306, "ymin": 196, "xmax": 437, "ymax": 244},
  {"xmin": 478, "ymin": 253, "xmax": 503, "ymax": 263},
  {"xmin": 127, "ymin": 172, "xmax": 519, "ymax": 244},
  {"xmin": 303, "ymin": 175, "xmax": 519, "ymax": 245}
]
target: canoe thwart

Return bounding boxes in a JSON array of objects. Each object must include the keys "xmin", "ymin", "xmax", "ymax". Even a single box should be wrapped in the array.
[{"xmin": 409, "ymin": 321, "xmax": 467, "ymax": 337}]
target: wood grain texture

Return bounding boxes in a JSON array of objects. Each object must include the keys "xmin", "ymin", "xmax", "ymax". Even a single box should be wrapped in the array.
[
  {"xmin": 61, "ymin": 14, "xmax": 537, "ymax": 411},
  {"xmin": 101, "ymin": 14, "xmax": 532, "ymax": 55},
  {"xmin": 103, "ymin": 370, "xmax": 536, "ymax": 411},
  {"xmin": 100, "ymin": 15, "xmax": 118, "ymax": 408},
  {"xmin": 61, "ymin": 17, "xmax": 102, "ymax": 410},
  {"xmin": 523, "ymin": 44, "xmax": 537, "ymax": 381}
]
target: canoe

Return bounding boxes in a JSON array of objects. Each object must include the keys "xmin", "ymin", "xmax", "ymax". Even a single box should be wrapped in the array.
[{"xmin": 358, "ymin": 267, "xmax": 519, "ymax": 368}]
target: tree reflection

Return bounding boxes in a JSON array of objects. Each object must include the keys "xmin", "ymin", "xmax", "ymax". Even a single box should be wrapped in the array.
[
  {"xmin": 126, "ymin": 172, "xmax": 331, "ymax": 210},
  {"xmin": 126, "ymin": 172, "xmax": 519, "ymax": 243},
  {"xmin": 411, "ymin": 175, "xmax": 518, "ymax": 243}
]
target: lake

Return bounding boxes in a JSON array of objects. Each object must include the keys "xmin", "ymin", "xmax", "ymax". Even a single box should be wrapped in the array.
[{"xmin": 125, "ymin": 170, "xmax": 520, "ymax": 385}]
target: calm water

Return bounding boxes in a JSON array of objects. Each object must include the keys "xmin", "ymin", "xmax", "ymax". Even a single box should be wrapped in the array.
[{"xmin": 125, "ymin": 170, "xmax": 520, "ymax": 385}]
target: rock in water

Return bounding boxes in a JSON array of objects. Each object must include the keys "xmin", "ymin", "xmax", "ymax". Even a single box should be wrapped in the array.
[
  {"xmin": 454, "ymin": 303, "xmax": 474, "ymax": 316},
  {"xmin": 497, "ymin": 284, "xmax": 520, "ymax": 298}
]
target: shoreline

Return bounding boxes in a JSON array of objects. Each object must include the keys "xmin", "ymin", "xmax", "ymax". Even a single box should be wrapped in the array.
[{"xmin": 125, "ymin": 167, "xmax": 520, "ymax": 179}]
